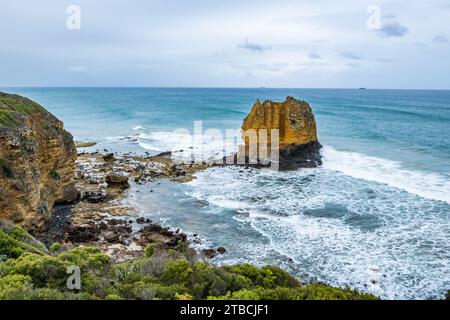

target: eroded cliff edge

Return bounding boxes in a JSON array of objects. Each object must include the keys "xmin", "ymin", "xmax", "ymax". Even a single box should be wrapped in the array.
[
  {"xmin": 0, "ymin": 92, "xmax": 77, "ymax": 232},
  {"xmin": 241, "ymin": 96, "xmax": 322, "ymax": 170}
]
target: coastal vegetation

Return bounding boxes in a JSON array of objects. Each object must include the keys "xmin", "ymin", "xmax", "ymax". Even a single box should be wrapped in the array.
[
  {"xmin": 0, "ymin": 220, "xmax": 377, "ymax": 300},
  {"xmin": 0, "ymin": 93, "xmax": 47, "ymax": 128}
]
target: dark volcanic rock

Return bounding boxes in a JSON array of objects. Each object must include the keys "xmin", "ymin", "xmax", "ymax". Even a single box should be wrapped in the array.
[
  {"xmin": 81, "ymin": 191, "xmax": 109, "ymax": 203},
  {"xmin": 136, "ymin": 217, "xmax": 146, "ymax": 224},
  {"xmin": 102, "ymin": 153, "xmax": 116, "ymax": 162},
  {"xmin": 279, "ymin": 140, "xmax": 322, "ymax": 170},
  {"xmin": 65, "ymin": 219, "xmax": 132, "ymax": 245},
  {"xmin": 202, "ymin": 248, "xmax": 218, "ymax": 259},
  {"xmin": 138, "ymin": 222, "xmax": 187, "ymax": 248},
  {"xmin": 217, "ymin": 247, "xmax": 227, "ymax": 254},
  {"xmin": 66, "ymin": 225, "xmax": 99, "ymax": 243}
]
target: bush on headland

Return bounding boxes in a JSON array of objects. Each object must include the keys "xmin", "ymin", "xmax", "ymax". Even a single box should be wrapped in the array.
[{"xmin": 0, "ymin": 220, "xmax": 378, "ymax": 300}]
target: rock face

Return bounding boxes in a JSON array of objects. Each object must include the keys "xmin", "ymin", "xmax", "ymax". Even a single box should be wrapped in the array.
[
  {"xmin": 241, "ymin": 96, "xmax": 322, "ymax": 170},
  {"xmin": 105, "ymin": 173, "xmax": 130, "ymax": 189},
  {"xmin": 0, "ymin": 92, "xmax": 77, "ymax": 232}
]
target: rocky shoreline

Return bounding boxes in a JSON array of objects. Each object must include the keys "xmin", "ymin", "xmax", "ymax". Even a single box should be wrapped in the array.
[
  {"xmin": 1, "ymin": 92, "xmax": 386, "ymax": 300},
  {"xmin": 35, "ymin": 149, "xmax": 223, "ymax": 263},
  {"xmin": 39, "ymin": 133, "xmax": 322, "ymax": 263},
  {"xmin": 0, "ymin": 93, "xmax": 332, "ymax": 294}
]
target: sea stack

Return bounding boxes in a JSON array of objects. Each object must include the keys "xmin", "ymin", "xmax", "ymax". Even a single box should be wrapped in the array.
[
  {"xmin": 241, "ymin": 96, "xmax": 322, "ymax": 170},
  {"xmin": 0, "ymin": 92, "xmax": 78, "ymax": 232}
]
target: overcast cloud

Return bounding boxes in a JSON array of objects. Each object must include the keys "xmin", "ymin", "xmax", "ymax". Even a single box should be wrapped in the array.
[{"xmin": 0, "ymin": 0, "xmax": 449, "ymax": 89}]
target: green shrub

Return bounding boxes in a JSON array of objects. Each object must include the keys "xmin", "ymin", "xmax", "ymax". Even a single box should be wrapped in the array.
[
  {"xmin": 0, "ymin": 93, "xmax": 48, "ymax": 128},
  {"xmin": 0, "ymin": 274, "xmax": 82, "ymax": 300},
  {"xmin": 49, "ymin": 243, "xmax": 62, "ymax": 252},
  {"xmin": 189, "ymin": 262, "xmax": 229, "ymax": 299},
  {"xmin": 224, "ymin": 263, "xmax": 299, "ymax": 289},
  {"xmin": 161, "ymin": 259, "xmax": 193, "ymax": 286},
  {"xmin": 175, "ymin": 293, "xmax": 192, "ymax": 300},
  {"xmin": 144, "ymin": 243, "xmax": 156, "ymax": 257},
  {"xmin": 115, "ymin": 280, "xmax": 187, "ymax": 300},
  {"xmin": 0, "ymin": 231, "xmax": 25, "ymax": 258},
  {"xmin": 0, "ymin": 221, "xmax": 47, "ymax": 259},
  {"xmin": 210, "ymin": 285, "xmax": 379, "ymax": 300},
  {"xmin": 291, "ymin": 284, "xmax": 379, "ymax": 300},
  {"xmin": 260, "ymin": 265, "xmax": 300, "ymax": 288},
  {"xmin": 0, "ymin": 246, "xmax": 110, "ymax": 292},
  {"xmin": 57, "ymin": 247, "xmax": 110, "ymax": 271},
  {"xmin": 152, "ymin": 283, "xmax": 188, "ymax": 300},
  {"xmin": 0, "ymin": 253, "xmax": 68, "ymax": 288},
  {"xmin": 0, "ymin": 274, "xmax": 34, "ymax": 299},
  {"xmin": 208, "ymin": 289, "xmax": 260, "ymax": 300},
  {"xmin": 110, "ymin": 261, "xmax": 135, "ymax": 282},
  {"xmin": 10, "ymin": 287, "xmax": 85, "ymax": 300}
]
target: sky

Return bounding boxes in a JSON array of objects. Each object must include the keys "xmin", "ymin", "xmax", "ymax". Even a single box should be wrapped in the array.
[{"xmin": 1, "ymin": 0, "xmax": 450, "ymax": 89}]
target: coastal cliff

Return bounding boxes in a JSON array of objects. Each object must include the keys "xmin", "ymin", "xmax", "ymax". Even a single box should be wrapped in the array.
[
  {"xmin": 0, "ymin": 93, "xmax": 77, "ymax": 232},
  {"xmin": 241, "ymin": 96, "xmax": 322, "ymax": 169}
]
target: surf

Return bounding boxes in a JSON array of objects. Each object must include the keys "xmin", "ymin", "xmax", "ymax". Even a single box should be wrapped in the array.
[{"xmin": 321, "ymin": 146, "xmax": 450, "ymax": 204}]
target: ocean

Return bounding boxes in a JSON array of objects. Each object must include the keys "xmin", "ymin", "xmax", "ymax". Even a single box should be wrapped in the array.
[{"xmin": 2, "ymin": 87, "xmax": 449, "ymax": 299}]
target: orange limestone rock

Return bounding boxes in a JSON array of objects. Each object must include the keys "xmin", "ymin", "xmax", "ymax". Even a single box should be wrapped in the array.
[
  {"xmin": 0, "ymin": 93, "xmax": 78, "ymax": 232},
  {"xmin": 241, "ymin": 96, "xmax": 322, "ymax": 170}
]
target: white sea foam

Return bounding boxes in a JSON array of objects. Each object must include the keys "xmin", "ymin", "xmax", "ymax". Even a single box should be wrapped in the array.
[
  {"xmin": 135, "ymin": 130, "xmax": 240, "ymax": 161},
  {"xmin": 126, "ymin": 131, "xmax": 450, "ymax": 298},
  {"xmin": 187, "ymin": 166, "xmax": 450, "ymax": 299},
  {"xmin": 135, "ymin": 131, "xmax": 450, "ymax": 205},
  {"xmin": 321, "ymin": 146, "xmax": 450, "ymax": 204},
  {"xmin": 104, "ymin": 135, "xmax": 126, "ymax": 141},
  {"xmin": 132, "ymin": 125, "xmax": 144, "ymax": 130}
]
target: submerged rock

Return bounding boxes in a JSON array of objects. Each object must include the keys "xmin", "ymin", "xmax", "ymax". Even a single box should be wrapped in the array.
[
  {"xmin": 240, "ymin": 96, "xmax": 322, "ymax": 170},
  {"xmin": 217, "ymin": 246, "xmax": 227, "ymax": 254},
  {"xmin": 75, "ymin": 141, "xmax": 97, "ymax": 148},
  {"xmin": 0, "ymin": 92, "xmax": 77, "ymax": 231}
]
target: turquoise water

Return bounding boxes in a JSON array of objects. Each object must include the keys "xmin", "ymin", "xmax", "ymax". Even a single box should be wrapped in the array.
[
  {"xmin": 2, "ymin": 87, "xmax": 450, "ymax": 299},
  {"xmin": 4, "ymin": 88, "xmax": 450, "ymax": 173}
]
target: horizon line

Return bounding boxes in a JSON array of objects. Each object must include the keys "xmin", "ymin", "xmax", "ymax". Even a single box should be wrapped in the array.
[{"xmin": 1, "ymin": 86, "xmax": 450, "ymax": 91}]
